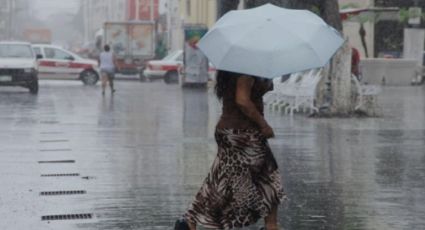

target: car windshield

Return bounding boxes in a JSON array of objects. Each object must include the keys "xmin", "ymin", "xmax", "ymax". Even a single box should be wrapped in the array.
[
  {"xmin": 163, "ymin": 50, "xmax": 181, "ymax": 61},
  {"xmin": 67, "ymin": 50, "xmax": 82, "ymax": 60},
  {"xmin": 0, "ymin": 44, "xmax": 34, "ymax": 58}
]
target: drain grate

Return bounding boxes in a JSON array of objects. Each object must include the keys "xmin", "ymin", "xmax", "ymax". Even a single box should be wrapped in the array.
[
  {"xmin": 40, "ymin": 190, "xmax": 86, "ymax": 196},
  {"xmin": 41, "ymin": 213, "xmax": 93, "ymax": 221},
  {"xmin": 38, "ymin": 160, "xmax": 75, "ymax": 164},
  {"xmin": 40, "ymin": 121, "xmax": 59, "ymax": 124},
  {"xmin": 40, "ymin": 140, "xmax": 69, "ymax": 143},
  {"xmin": 41, "ymin": 173, "xmax": 80, "ymax": 177},
  {"xmin": 40, "ymin": 131, "xmax": 64, "ymax": 135},
  {"xmin": 40, "ymin": 149, "xmax": 72, "ymax": 152}
]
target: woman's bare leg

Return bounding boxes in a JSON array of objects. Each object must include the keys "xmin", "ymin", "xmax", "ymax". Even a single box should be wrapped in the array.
[
  {"xmin": 264, "ymin": 206, "xmax": 279, "ymax": 230},
  {"xmin": 101, "ymin": 74, "xmax": 107, "ymax": 94},
  {"xmin": 108, "ymin": 74, "xmax": 115, "ymax": 92}
]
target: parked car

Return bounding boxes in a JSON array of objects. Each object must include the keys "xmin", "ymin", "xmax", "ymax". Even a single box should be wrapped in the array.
[
  {"xmin": 143, "ymin": 50, "xmax": 216, "ymax": 84},
  {"xmin": 143, "ymin": 50, "xmax": 183, "ymax": 83},
  {"xmin": 32, "ymin": 44, "xmax": 100, "ymax": 85},
  {"xmin": 0, "ymin": 41, "xmax": 40, "ymax": 94}
]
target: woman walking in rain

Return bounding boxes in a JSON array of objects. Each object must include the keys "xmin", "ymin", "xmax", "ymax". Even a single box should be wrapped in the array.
[
  {"xmin": 99, "ymin": 44, "xmax": 117, "ymax": 95},
  {"xmin": 174, "ymin": 71, "xmax": 285, "ymax": 230}
]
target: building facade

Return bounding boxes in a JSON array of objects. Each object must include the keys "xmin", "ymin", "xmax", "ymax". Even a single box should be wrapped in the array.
[
  {"xmin": 167, "ymin": 0, "xmax": 245, "ymax": 51},
  {"xmin": 127, "ymin": 0, "xmax": 160, "ymax": 21},
  {"xmin": 179, "ymin": 0, "xmax": 217, "ymax": 29},
  {"xmin": 0, "ymin": 0, "xmax": 11, "ymax": 40},
  {"xmin": 0, "ymin": 0, "xmax": 30, "ymax": 40}
]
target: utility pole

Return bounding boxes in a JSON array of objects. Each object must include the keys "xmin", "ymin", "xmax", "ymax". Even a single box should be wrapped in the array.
[
  {"xmin": 83, "ymin": 0, "xmax": 88, "ymax": 42},
  {"xmin": 135, "ymin": 0, "xmax": 140, "ymax": 20},
  {"xmin": 7, "ymin": 0, "xmax": 13, "ymax": 39},
  {"xmin": 166, "ymin": 0, "xmax": 171, "ymax": 49},
  {"xmin": 150, "ymin": 0, "xmax": 154, "ymax": 21}
]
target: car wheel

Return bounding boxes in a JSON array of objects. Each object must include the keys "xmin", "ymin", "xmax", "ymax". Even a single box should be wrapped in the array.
[
  {"xmin": 29, "ymin": 80, "xmax": 39, "ymax": 94},
  {"xmin": 81, "ymin": 70, "xmax": 99, "ymax": 85},
  {"xmin": 164, "ymin": 71, "xmax": 179, "ymax": 84}
]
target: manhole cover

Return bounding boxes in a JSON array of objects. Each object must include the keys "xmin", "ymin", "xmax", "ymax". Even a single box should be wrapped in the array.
[
  {"xmin": 38, "ymin": 160, "xmax": 75, "ymax": 164},
  {"xmin": 41, "ymin": 173, "xmax": 80, "ymax": 177},
  {"xmin": 40, "ymin": 190, "xmax": 86, "ymax": 196},
  {"xmin": 41, "ymin": 213, "xmax": 93, "ymax": 221}
]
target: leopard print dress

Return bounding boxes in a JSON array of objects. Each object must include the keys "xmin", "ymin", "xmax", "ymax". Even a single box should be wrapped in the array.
[{"xmin": 184, "ymin": 128, "xmax": 285, "ymax": 229}]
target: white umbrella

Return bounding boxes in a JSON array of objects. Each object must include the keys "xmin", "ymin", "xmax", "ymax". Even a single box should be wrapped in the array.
[{"xmin": 198, "ymin": 3, "xmax": 344, "ymax": 79}]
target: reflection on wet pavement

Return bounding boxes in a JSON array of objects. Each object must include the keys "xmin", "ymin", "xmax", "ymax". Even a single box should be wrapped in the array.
[{"xmin": 0, "ymin": 81, "xmax": 424, "ymax": 229}]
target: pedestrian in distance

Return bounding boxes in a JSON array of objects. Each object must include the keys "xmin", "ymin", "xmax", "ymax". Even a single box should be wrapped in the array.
[
  {"xmin": 99, "ymin": 44, "xmax": 117, "ymax": 95},
  {"xmin": 174, "ymin": 71, "xmax": 286, "ymax": 230}
]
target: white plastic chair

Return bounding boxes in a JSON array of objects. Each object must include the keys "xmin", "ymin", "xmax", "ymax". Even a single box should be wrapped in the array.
[
  {"xmin": 352, "ymin": 74, "xmax": 381, "ymax": 110},
  {"xmin": 291, "ymin": 68, "xmax": 324, "ymax": 114}
]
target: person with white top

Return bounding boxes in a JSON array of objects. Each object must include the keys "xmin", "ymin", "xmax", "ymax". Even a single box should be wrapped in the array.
[{"xmin": 99, "ymin": 45, "xmax": 117, "ymax": 95}]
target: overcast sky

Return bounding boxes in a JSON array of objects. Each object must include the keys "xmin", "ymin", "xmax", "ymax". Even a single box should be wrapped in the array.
[{"xmin": 31, "ymin": 0, "xmax": 167, "ymax": 20}]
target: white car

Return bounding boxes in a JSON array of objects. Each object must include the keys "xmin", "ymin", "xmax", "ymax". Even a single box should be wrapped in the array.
[
  {"xmin": 143, "ymin": 50, "xmax": 183, "ymax": 83},
  {"xmin": 0, "ymin": 41, "xmax": 39, "ymax": 94},
  {"xmin": 143, "ymin": 50, "xmax": 216, "ymax": 84},
  {"xmin": 32, "ymin": 44, "xmax": 100, "ymax": 85}
]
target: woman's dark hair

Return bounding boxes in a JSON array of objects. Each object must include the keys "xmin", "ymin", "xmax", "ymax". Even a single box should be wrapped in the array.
[
  {"xmin": 215, "ymin": 70, "xmax": 241, "ymax": 100},
  {"xmin": 104, "ymin": 45, "xmax": 110, "ymax": 52}
]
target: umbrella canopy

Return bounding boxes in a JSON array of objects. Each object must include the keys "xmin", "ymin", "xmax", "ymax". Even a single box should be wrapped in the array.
[{"xmin": 198, "ymin": 4, "xmax": 344, "ymax": 79}]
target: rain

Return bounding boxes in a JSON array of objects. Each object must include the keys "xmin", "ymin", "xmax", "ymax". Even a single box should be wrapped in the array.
[{"xmin": 0, "ymin": 0, "xmax": 425, "ymax": 229}]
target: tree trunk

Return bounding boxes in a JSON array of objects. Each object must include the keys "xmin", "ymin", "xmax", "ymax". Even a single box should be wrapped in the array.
[
  {"xmin": 322, "ymin": 0, "xmax": 342, "ymax": 32},
  {"xmin": 245, "ymin": 0, "xmax": 286, "ymax": 8},
  {"xmin": 329, "ymin": 41, "xmax": 353, "ymax": 115},
  {"xmin": 289, "ymin": 0, "xmax": 353, "ymax": 116},
  {"xmin": 218, "ymin": 0, "xmax": 240, "ymax": 17}
]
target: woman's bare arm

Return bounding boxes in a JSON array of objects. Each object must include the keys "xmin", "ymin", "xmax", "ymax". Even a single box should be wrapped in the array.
[{"xmin": 235, "ymin": 76, "xmax": 274, "ymax": 138}]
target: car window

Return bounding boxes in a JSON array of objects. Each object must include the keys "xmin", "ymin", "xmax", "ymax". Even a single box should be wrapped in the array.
[
  {"xmin": 176, "ymin": 53, "xmax": 183, "ymax": 62},
  {"xmin": 44, "ymin": 47, "xmax": 73, "ymax": 60},
  {"xmin": 163, "ymin": 50, "xmax": 180, "ymax": 61},
  {"xmin": 33, "ymin": 47, "xmax": 42, "ymax": 56},
  {"xmin": 0, "ymin": 44, "xmax": 33, "ymax": 58}
]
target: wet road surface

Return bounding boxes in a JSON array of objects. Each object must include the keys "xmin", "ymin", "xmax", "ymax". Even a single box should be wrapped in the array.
[{"xmin": 0, "ymin": 81, "xmax": 424, "ymax": 230}]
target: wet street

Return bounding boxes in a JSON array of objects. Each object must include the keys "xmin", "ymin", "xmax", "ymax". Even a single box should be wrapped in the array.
[{"xmin": 0, "ymin": 80, "xmax": 424, "ymax": 230}]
